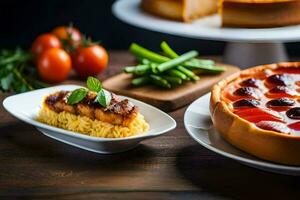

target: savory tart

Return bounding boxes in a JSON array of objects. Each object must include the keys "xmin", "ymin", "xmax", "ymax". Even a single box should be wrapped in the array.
[
  {"xmin": 210, "ymin": 62, "xmax": 300, "ymax": 165},
  {"xmin": 37, "ymin": 78, "xmax": 149, "ymax": 138},
  {"xmin": 140, "ymin": 0, "xmax": 218, "ymax": 22},
  {"xmin": 221, "ymin": 0, "xmax": 300, "ymax": 28}
]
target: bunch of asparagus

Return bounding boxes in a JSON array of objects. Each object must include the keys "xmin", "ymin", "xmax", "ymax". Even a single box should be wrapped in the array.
[{"xmin": 123, "ymin": 42, "xmax": 225, "ymax": 89}]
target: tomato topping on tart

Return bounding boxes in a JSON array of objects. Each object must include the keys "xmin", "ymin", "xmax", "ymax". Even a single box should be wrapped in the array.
[
  {"xmin": 221, "ymin": 65, "xmax": 300, "ymax": 135},
  {"xmin": 288, "ymin": 121, "xmax": 300, "ymax": 131},
  {"xmin": 256, "ymin": 121, "xmax": 290, "ymax": 134}
]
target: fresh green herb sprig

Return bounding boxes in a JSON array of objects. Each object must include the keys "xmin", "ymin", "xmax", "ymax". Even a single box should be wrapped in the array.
[
  {"xmin": 87, "ymin": 76, "xmax": 102, "ymax": 92},
  {"xmin": 67, "ymin": 88, "xmax": 88, "ymax": 105},
  {"xmin": 0, "ymin": 48, "xmax": 48, "ymax": 93},
  {"xmin": 67, "ymin": 76, "xmax": 111, "ymax": 107},
  {"xmin": 123, "ymin": 41, "xmax": 226, "ymax": 89}
]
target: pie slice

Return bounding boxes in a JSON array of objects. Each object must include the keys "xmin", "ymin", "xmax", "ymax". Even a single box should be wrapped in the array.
[
  {"xmin": 141, "ymin": 0, "xmax": 219, "ymax": 22},
  {"xmin": 221, "ymin": 0, "xmax": 300, "ymax": 28},
  {"xmin": 210, "ymin": 62, "xmax": 300, "ymax": 165}
]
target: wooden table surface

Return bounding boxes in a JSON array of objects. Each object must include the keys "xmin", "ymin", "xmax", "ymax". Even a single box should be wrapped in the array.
[{"xmin": 1, "ymin": 51, "xmax": 300, "ymax": 200}]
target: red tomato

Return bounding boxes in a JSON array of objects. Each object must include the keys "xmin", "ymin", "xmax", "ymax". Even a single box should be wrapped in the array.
[
  {"xmin": 52, "ymin": 26, "xmax": 82, "ymax": 46},
  {"xmin": 243, "ymin": 115, "xmax": 283, "ymax": 123},
  {"xmin": 72, "ymin": 45, "xmax": 108, "ymax": 77},
  {"xmin": 234, "ymin": 108, "xmax": 273, "ymax": 117},
  {"xmin": 31, "ymin": 34, "xmax": 61, "ymax": 58},
  {"xmin": 37, "ymin": 48, "xmax": 71, "ymax": 83},
  {"xmin": 288, "ymin": 122, "xmax": 300, "ymax": 131},
  {"xmin": 256, "ymin": 121, "xmax": 290, "ymax": 134},
  {"xmin": 234, "ymin": 108, "xmax": 283, "ymax": 123}
]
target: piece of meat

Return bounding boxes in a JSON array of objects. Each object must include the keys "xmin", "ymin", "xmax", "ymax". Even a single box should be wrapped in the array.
[{"xmin": 44, "ymin": 90, "xmax": 138, "ymax": 126}]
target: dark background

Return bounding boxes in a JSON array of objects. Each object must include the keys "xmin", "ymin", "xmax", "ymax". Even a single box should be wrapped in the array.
[{"xmin": 1, "ymin": 0, "xmax": 300, "ymax": 56}]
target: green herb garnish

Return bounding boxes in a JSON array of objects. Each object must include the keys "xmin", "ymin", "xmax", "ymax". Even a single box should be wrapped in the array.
[
  {"xmin": 87, "ymin": 76, "xmax": 102, "ymax": 92},
  {"xmin": 97, "ymin": 89, "xmax": 112, "ymax": 107},
  {"xmin": 67, "ymin": 88, "xmax": 88, "ymax": 105},
  {"xmin": 67, "ymin": 77, "xmax": 111, "ymax": 107}
]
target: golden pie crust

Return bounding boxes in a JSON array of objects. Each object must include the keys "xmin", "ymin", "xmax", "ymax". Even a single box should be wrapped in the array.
[
  {"xmin": 141, "ymin": 0, "xmax": 300, "ymax": 28},
  {"xmin": 221, "ymin": 0, "xmax": 300, "ymax": 28},
  {"xmin": 210, "ymin": 62, "xmax": 300, "ymax": 165},
  {"xmin": 140, "ymin": 0, "xmax": 218, "ymax": 22}
]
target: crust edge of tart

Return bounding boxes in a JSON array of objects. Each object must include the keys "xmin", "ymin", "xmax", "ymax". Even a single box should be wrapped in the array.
[{"xmin": 210, "ymin": 62, "xmax": 300, "ymax": 165}]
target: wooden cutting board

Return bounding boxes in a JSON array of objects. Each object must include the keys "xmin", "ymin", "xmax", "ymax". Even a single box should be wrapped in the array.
[{"xmin": 103, "ymin": 63, "xmax": 240, "ymax": 111}]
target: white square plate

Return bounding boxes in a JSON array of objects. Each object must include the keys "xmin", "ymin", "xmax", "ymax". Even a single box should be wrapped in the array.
[{"xmin": 3, "ymin": 85, "xmax": 176, "ymax": 154}]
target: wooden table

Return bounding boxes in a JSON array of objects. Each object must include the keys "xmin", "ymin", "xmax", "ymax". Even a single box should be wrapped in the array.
[{"xmin": 1, "ymin": 51, "xmax": 300, "ymax": 200}]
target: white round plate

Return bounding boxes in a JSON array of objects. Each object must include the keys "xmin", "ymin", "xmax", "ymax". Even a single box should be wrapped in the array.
[
  {"xmin": 3, "ymin": 85, "xmax": 176, "ymax": 154},
  {"xmin": 184, "ymin": 93, "xmax": 300, "ymax": 176},
  {"xmin": 113, "ymin": 0, "xmax": 300, "ymax": 42}
]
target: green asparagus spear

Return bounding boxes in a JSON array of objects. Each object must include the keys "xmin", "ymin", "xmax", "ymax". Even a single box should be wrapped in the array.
[
  {"xmin": 123, "ymin": 65, "xmax": 151, "ymax": 75},
  {"xmin": 130, "ymin": 43, "xmax": 169, "ymax": 63},
  {"xmin": 157, "ymin": 51, "xmax": 198, "ymax": 72},
  {"xmin": 186, "ymin": 59, "xmax": 215, "ymax": 66},
  {"xmin": 162, "ymin": 76, "xmax": 182, "ymax": 85},
  {"xmin": 140, "ymin": 58, "xmax": 151, "ymax": 65},
  {"xmin": 184, "ymin": 61, "xmax": 225, "ymax": 72},
  {"xmin": 161, "ymin": 41, "xmax": 224, "ymax": 72},
  {"xmin": 150, "ymin": 75, "xmax": 171, "ymax": 88},
  {"xmin": 123, "ymin": 66, "xmax": 136, "ymax": 73},
  {"xmin": 168, "ymin": 69, "xmax": 188, "ymax": 80},
  {"xmin": 131, "ymin": 76, "xmax": 151, "ymax": 86},
  {"xmin": 177, "ymin": 66, "xmax": 199, "ymax": 82},
  {"xmin": 160, "ymin": 41, "xmax": 178, "ymax": 58},
  {"xmin": 135, "ymin": 65, "xmax": 151, "ymax": 75},
  {"xmin": 161, "ymin": 41, "xmax": 215, "ymax": 66}
]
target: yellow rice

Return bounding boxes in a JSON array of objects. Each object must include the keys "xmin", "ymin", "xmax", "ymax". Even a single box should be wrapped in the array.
[{"xmin": 36, "ymin": 106, "xmax": 149, "ymax": 138}]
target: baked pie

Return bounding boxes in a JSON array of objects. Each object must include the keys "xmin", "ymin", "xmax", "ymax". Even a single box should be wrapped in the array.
[
  {"xmin": 141, "ymin": 0, "xmax": 300, "ymax": 28},
  {"xmin": 210, "ymin": 62, "xmax": 300, "ymax": 165}
]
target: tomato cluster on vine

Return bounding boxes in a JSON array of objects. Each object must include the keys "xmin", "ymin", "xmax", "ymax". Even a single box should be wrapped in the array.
[{"xmin": 31, "ymin": 25, "xmax": 108, "ymax": 83}]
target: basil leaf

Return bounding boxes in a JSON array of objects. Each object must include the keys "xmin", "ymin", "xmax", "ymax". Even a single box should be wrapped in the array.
[
  {"xmin": 87, "ymin": 76, "xmax": 102, "ymax": 92},
  {"xmin": 67, "ymin": 88, "xmax": 88, "ymax": 105},
  {"xmin": 97, "ymin": 89, "xmax": 112, "ymax": 107}
]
